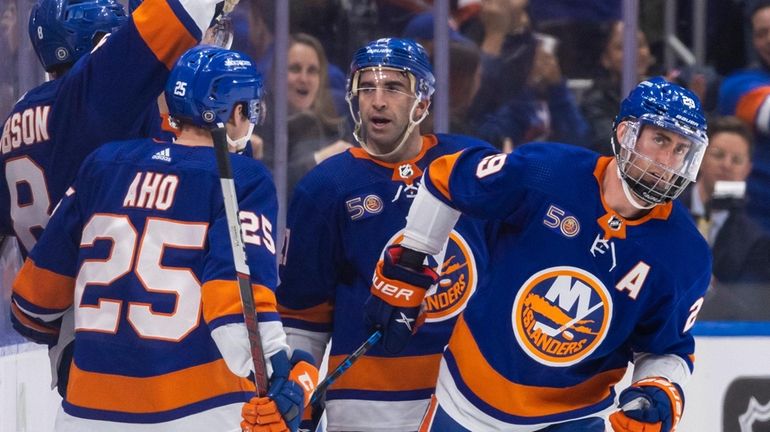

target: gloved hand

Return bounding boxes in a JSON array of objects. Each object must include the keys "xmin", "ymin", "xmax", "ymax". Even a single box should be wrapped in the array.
[
  {"xmin": 364, "ymin": 245, "xmax": 439, "ymax": 354},
  {"xmin": 241, "ymin": 350, "xmax": 318, "ymax": 432},
  {"xmin": 241, "ymin": 397, "xmax": 288, "ymax": 432},
  {"xmin": 609, "ymin": 377, "xmax": 684, "ymax": 432}
]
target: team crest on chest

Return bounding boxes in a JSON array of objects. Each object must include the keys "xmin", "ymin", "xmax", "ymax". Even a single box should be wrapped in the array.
[{"xmin": 512, "ymin": 266, "xmax": 612, "ymax": 367}]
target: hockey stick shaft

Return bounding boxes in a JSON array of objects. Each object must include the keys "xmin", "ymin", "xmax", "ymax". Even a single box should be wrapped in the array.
[
  {"xmin": 309, "ymin": 330, "xmax": 382, "ymax": 406},
  {"xmin": 212, "ymin": 126, "xmax": 269, "ymax": 396}
]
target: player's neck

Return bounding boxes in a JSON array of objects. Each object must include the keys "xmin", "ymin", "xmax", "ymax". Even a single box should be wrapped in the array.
[
  {"xmin": 175, "ymin": 126, "xmax": 213, "ymax": 147},
  {"xmin": 602, "ymin": 159, "xmax": 650, "ymax": 220},
  {"xmin": 373, "ymin": 132, "xmax": 423, "ymax": 163}
]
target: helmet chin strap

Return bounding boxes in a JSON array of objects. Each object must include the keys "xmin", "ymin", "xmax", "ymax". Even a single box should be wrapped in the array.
[
  {"xmin": 355, "ymin": 98, "xmax": 428, "ymax": 160},
  {"xmin": 616, "ymin": 165, "xmax": 657, "ymax": 210},
  {"xmin": 226, "ymin": 122, "xmax": 255, "ymax": 152}
]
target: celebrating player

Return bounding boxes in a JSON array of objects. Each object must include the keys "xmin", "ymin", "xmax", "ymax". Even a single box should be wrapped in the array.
[
  {"xmin": 372, "ymin": 77, "xmax": 711, "ymax": 431},
  {"xmin": 2, "ymin": 0, "xmax": 225, "ymax": 396},
  {"xmin": 12, "ymin": 45, "xmax": 316, "ymax": 432},
  {"xmin": 276, "ymin": 38, "xmax": 491, "ymax": 431}
]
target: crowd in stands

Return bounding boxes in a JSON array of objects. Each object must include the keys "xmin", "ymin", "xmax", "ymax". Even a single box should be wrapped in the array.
[{"xmin": 2, "ymin": 0, "xmax": 770, "ymax": 324}]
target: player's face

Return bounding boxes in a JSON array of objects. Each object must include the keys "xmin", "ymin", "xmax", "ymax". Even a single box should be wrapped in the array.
[
  {"xmin": 699, "ymin": 131, "xmax": 752, "ymax": 193},
  {"xmin": 356, "ymin": 68, "xmax": 425, "ymax": 152},
  {"xmin": 753, "ymin": 7, "xmax": 770, "ymax": 67},
  {"xmin": 287, "ymin": 42, "xmax": 321, "ymax": 112},
  {"xmin": 624, "ymin": 123, "xmax": 691, "ymax": 191}
]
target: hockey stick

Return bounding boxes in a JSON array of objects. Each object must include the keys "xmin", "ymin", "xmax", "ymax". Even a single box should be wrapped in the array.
[
  {"xmin": 211, "ymin": 126, "xmax": 269, "ymax": 396},
  {"xmin": 309, "ymin": 330, "xmax": 382, "ymax": 406}
]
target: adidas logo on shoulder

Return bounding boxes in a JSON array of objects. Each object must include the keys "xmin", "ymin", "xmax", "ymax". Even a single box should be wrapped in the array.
[{"xmin": 152, "ymin": 147, "xmax": 172, "ymax": 162}]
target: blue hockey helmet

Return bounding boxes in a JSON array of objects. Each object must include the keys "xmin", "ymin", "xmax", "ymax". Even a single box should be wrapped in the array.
[
  {"xmin": 346, "ymin": 38, "xmax": 435, "ymax": 157},
  {"xmin": 28, "ymin": 0, "xmax": 127, "ymax": 72},
  {"xmin": 347, "ymin": 37, "xmax": 435, "ymax": 101},
  {"xmin": 611, "ymin": 76, "xmax": 709, "ymax": 205},
  {"xmin": 165, "ymin": 45, "xmax": 265, "ymax": 129}
]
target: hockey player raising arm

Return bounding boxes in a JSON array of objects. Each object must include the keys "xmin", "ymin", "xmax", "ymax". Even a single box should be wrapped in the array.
[
  {"xmin": 276, "ymin": 38, "xmax": 491, "ymax": 432},
  {"xmin": 370, "ymin": 77, "xmax": 712, "ymax": 431},
  {"xmin": 11, "ymin": 46, "xmax": 316, "ymax": 432},
  {"xmin": 3, "ymin": 0, "xmax": 225, "ymax": 397}
]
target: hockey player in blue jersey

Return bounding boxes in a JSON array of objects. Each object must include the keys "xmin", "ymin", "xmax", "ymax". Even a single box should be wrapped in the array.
[
  {"xmin": 2, "ymin": 0, "xmax": 225, "ymax": 397},
  {"xmin": 12, "ymin": 45, "xmax": 317, "ymax": 432},
  {"xmin": 275, "ymin": 38, "xmax": 491, "ymax": 431},
  {"xmin": 368, "ymin": 76, "xmax": 711, "ymax": 431}
]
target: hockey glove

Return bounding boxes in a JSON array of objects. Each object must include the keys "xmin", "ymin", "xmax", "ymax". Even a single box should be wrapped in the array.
[
  {"xmin": 241, "ymin": 350, "xmax": 318, "ymax": 432},
  {"xmin": 364, "ymin": 245, "xmax": 439, "ymax": 354},
  {"xmin": 609, "ymin": 377, "xmax": 684, "ymax": 432}
]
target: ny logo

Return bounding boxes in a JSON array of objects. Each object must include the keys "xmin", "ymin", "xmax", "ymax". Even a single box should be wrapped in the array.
[{"xmin": 590, "ymin": 233, "xmax": 617, "ymax": 272}]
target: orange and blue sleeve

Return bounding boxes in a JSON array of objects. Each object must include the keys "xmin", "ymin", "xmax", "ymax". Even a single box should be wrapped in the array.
[
  {"xmin": 11, "ymin": 179, "xmax": 84, "ymax": 344},
  {"xmin": 71, "ymin": 0, "xmax": 207, "ymax": 134},
  {"xmin": 202, "ymin": 172, "xmax": 280, "ymax": 330},
  {"xmin": 423, "ymin": 146, "xmax": 530, "ymax": 221},
  {"xmin": 719, "ymin": 72, "xmax": 770, "ymax": 134}
]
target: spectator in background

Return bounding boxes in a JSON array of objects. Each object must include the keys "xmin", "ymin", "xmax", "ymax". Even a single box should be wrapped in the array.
[
  {"xmin": 528, "ymin": 0, "xmax": 621, "ymax": 79},
  {"xmin": 400, "ymin": 12, "xmax": 483, "ymax": 136},
  {"xmin": 0, "ymin": 2, "xmax": 18, "ymax": 117},
  {"xmin": 258, "ymin": 33, "xmax": 353, "ymax": 196},
  {"xmin": 667, "ymin": 65, "xmax": 722, "ymax": 116},
  {"xmin": 463, "ymin": 0, "xmax": 588, "ymax": 150},
  {"xmin": 580, "ymin": 21, "xmax": 655, "ymax": 154},
  {"xmin": 680, "ymin": 116, "xmax": 770, "ymax": 284},
  {"xmin": 718, "ymin": 0, "xmax": 770, "ymax": 231}
]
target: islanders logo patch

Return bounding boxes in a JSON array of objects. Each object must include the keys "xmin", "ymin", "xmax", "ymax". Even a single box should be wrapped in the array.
[
  {"xmin": 386, "ymin": 230, "xmax": 477, "ymax": 322},
  {"xmin": 512, "ymin": 266, "xmax": 612, "ymax": 367}
]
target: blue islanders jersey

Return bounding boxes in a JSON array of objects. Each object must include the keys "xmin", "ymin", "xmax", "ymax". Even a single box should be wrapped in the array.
[
  {"xmin": 277, "ymin": 134, "xmax": 491, "ymax": 431},
  {"xmin": 718, "ymin": 67, "xmax": 770, "ymax": 231},
  {"xmin": 418, "ymin": 143, "xmax": 711, "ymax": 430},
  {"xmin": 0, "ymin": 0, "xmax": 207, "ymax": 255},
  {"xmin": 12, "ymin": 139, "xmax": 284, "ymax": 430}
]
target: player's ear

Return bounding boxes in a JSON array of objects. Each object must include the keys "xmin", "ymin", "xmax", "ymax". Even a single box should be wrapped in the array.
[
  {"xmin": 415, "ymin": 98, "xmax": 430, "ymax": 119},
  {"xmin": 616, "ymin": 120, "xmax": 628, "ymax": 137},
  {"xmin": 228, "ymin": 103, "xmax": 244, "ymax": 126}
]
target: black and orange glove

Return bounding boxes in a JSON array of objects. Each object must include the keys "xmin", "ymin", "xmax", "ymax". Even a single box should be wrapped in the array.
[{"xmin": 364, "ymin": 245, "xmax": 438, "ymax": 353}]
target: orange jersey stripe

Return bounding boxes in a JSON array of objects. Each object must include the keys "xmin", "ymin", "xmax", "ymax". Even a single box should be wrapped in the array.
[
  {"xmin": 278, "ymin": 302, "xmax": 333, "ymax": 325},
  {"xmin": 448, "ymin": 316, "xmax": 626, "ymax": 417},
  {"xmin": 349, "ymin": 135, "xmax": 439, "ymax": 168},
  {"xmin": 327, "ymin": 353, "xmax": 442, "ymax": 392},
  {"xmin": 13, "ymin": 259, "xmax": 75, "ymax": 311},
  {"xmin": 10, "ymin": 303, "xmax": 59, "ymax": 335},
  {"xmin": 427, "ymin": 150, "xmax": 464, "ymax": 201},
  {"xmin": 133, "ymin": 0, "xmax": 197, "ymax": 70},
  {"xmin": 418, "ymin": 394, "xmax": 440, "ymax": 432},
  {"xmin": 66, "ymin": 358, "xmax": 254, "ymax": 413},
  {"xmin": 735, "ymin": 86, "xmax": 770, "ymax": 127},
  {"xmin": 202, "ymin": 280, "xmax": 277, "ymax": 323}
]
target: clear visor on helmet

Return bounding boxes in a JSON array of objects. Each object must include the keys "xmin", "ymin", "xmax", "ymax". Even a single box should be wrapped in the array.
[
  {"xmin": 346, "ymin": 66, "xmax": 417, "ymax": 124},
  {"xmin": 615, "ymin": 113, "xmax": 709, "ymax": 204}
]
